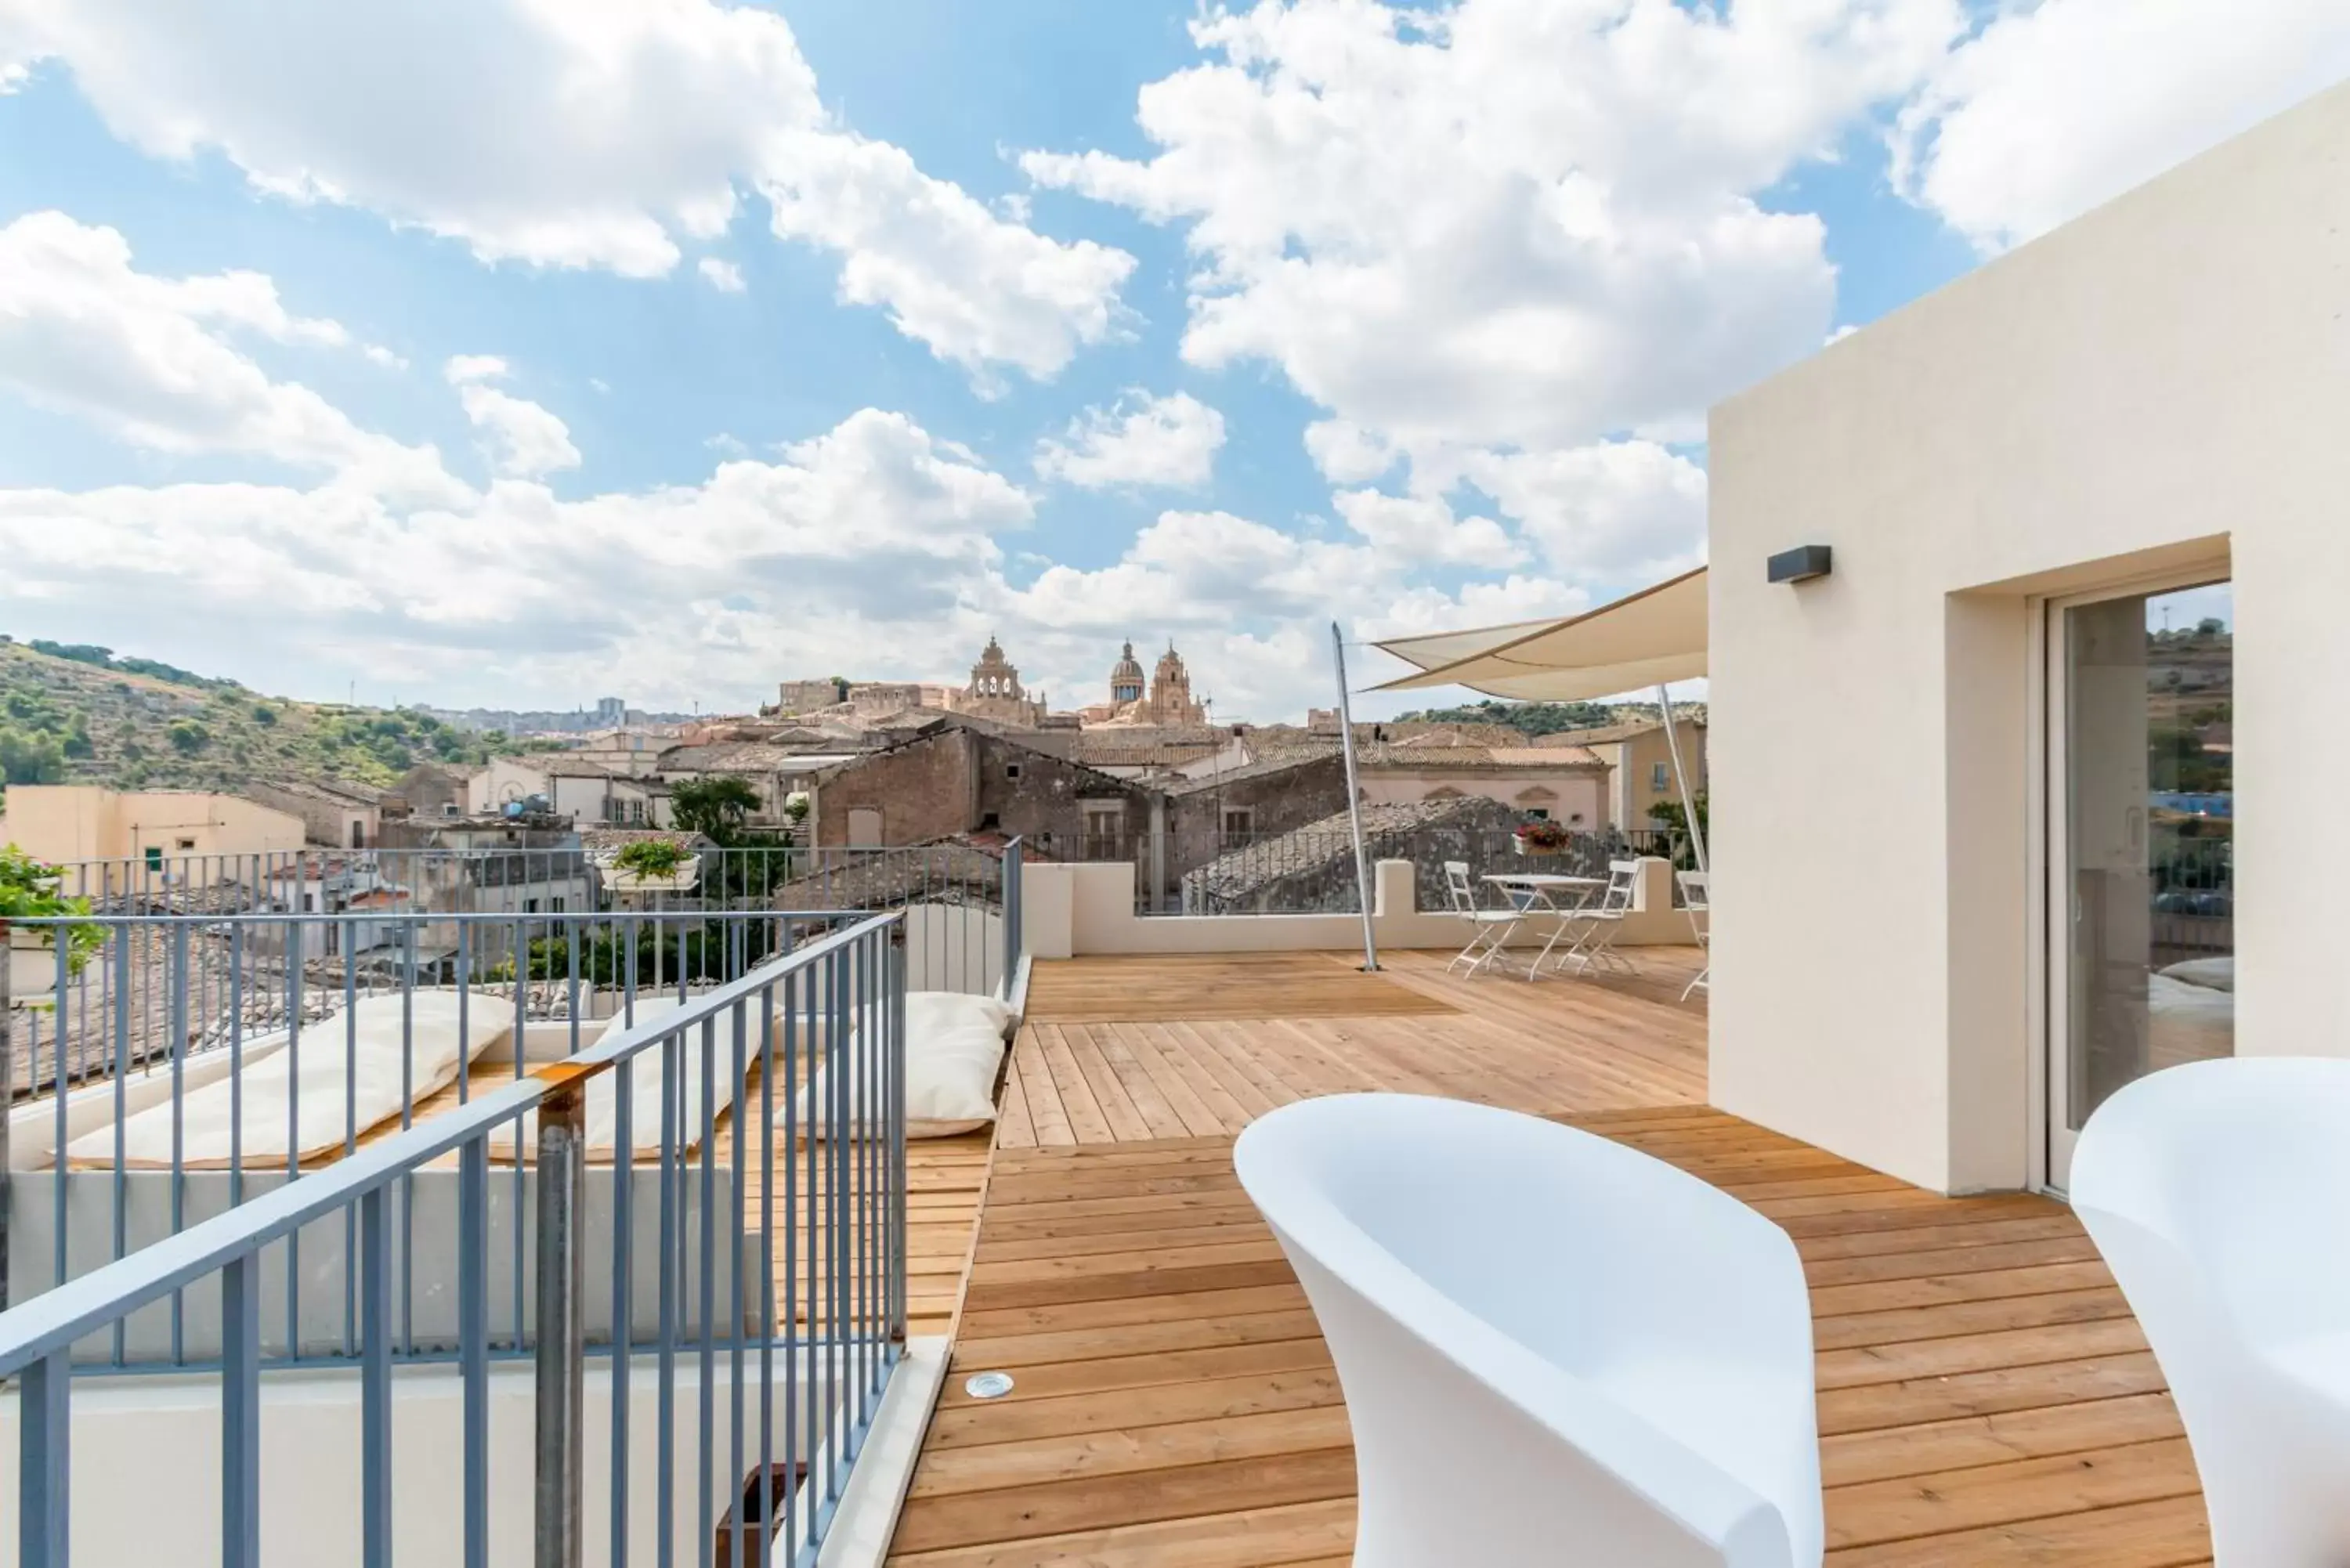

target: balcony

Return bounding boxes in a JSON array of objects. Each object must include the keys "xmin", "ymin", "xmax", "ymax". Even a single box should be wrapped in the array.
[
  {"xmin": 884, "ymin": 945, "xmax": 2209, "ymax": 1567},
  {"xmin": 0, "ymin": 845, "xmax": 2207, "ymax": 1564}
]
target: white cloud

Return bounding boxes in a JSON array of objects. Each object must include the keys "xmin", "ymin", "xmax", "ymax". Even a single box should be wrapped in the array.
[
  {"xmin": 697, "ymin": 257, "xmax": 746, "ymax": 294},
  {"xmin": 1034, "ymin": 390, "xmax": 1226, "ymax": 490},
  {"xmin": 436, "ymin": 355, "xmax": 577, "ymax": 479},
  {"xmin": 761, "ymin": 131, "xmax": 1134, "ymax": 381},
  {"xmin": 0, "ymin": 407, "xmax": 1037, "ymax": 706},
  {"xmin": 442, "ymin": 354, "xmax": 508, "ymax": 386},
  {"xmin": 0, "ymin": 211, "xmax": 458, "ymax": 500},
  {"xmin": 457, "ymin": 385, "xmax": 580, "ymax": 480},
  {"xmin": 5, "ymin": 0, "xmax": 1134, "ymax": 379},
  {"xmin": 1461, "ymin": 440, "xmax": 1708, "ymax": 583},
  {"xmin": 1893, "ymin": 0, "xmax": 2350, "ymax": 251},
  {"xmin": 1303, "ymin": 419, "xmax": 1396, "ymax": 486},
  {"xmin": 1026, "ymin": 0, "xmax": 1961, "ymax": 475},
  {"xmin": 1331, "ymin": 490, "xmax": 1520, "ymax": 570}
]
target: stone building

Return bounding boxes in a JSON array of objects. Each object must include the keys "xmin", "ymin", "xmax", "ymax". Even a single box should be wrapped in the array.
[
  {"xmin": 1081, "ymin": 640, "xmax": 1211, "ymax": 728},
  {"xmin": 947, "ymin": 636, "xmax": 1047, "ymax": 727},
  {"xmin": 808, "ymin": 726, "xmax": 1155, "ymax": 863}
]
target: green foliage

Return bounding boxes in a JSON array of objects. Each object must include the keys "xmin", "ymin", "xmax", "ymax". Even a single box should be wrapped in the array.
[
  {"xmin": 494, "ymin": 923, "xmax": 768, "ymax": 986},
  {"xmin": 1645, "ymin": 793, "xmax": 1709, "ymax": 869},
  {"xmin": 613, "ymin": 839, "xmax": 689, "ymax": 879},
  {"xmin": 0, "ymin": 641, "xmax": 524, "ymax": 794},
  {"xmin": 1391, "ymin": 698, "xmax": 1624, "ymax": 735},
  {"xmin": 26, "ymin": 640, "xmax": 226, "ymax": 690},
  {"xmin": 0, "ymin": 728, "xmax": 64, "ymax": 784},
  {"xmin": 670, "ymin": 775, "xmax": 762, "ymax": 845},
  {"xmin": 0, "ymin": 844, "xmax": 106, "ymax": 972}
]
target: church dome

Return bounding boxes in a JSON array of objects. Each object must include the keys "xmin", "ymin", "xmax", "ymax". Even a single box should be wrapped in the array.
[{"xmin": 1109, "ymin": 640, "xmax": 1145, "ymax": 704}]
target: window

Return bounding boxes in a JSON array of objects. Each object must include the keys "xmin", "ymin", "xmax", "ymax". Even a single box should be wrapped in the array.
[
  {"xmin": 143, "ymin": 846, "xmax": 164, "ymax": 872},
  {"xmin": 1005, "ymin": 763, "xmax": 1022, "ymax": 779},
  {"xmin": 442, "ymin": 802, "xmax": 461, "ymax": 818},
  {"xmin": 176, "ymin": 837, "xmax": 197, "ymax": 851},
  {"xmin": 302, "ymin": 894, "xmax": 316, "ymax": 912},
  {"xmin": 1222, "ymin": 808, "xmax": 1253, "ymax": 837},
  {"xmin": 1650, "ymin": 761, "xmax": 1669, "ymax": 793},
  {"xmin": 979, "ymin": 811, "xmax": 1001, "ymax": 830},
  {"xmin": 1081, "ymin": 800, "xmax": 1124, "ymax": 859},
  {"xmin": 1524, "ymin": 808, "xmax": 1551, "ymax": 822},
  {"xmin": 551, "ymin": 897, "xmax": 566, "ymax": 913},
  {"xmin": 524, "ymin": 898, "xmax": 540, "ymax": 914}
]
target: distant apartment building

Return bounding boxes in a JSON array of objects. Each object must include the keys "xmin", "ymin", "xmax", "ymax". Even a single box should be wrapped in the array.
[
  {"xmin": 240, "ymin": 777, "xmax": 383, "ymax": 849},
  {"xmin": 2, "ymin": 784, "xmax": 304, "ymax": 873},
  {"xmin": 1538, "ymin": 717, "xmax": 1708, "ymax": 828}
]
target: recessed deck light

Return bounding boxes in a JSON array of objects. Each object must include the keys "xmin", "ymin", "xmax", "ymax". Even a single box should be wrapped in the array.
[{"xmin": 964, "ymin": 1371, "xmax": 1015, "ymax": 1400}]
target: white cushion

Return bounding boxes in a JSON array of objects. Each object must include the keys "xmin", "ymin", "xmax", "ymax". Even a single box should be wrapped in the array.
[
  {"xmin": 2159, "ymin": 956, "xmax": 2235, "ymax": 993},
  {"xmin": 784, "ymin": 990, "xmax": 1010, "ymax": 1140}
]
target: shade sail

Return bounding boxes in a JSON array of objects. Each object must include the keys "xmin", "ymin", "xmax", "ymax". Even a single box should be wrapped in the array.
[{"xmin": 1372, "ymin": 566, "xmax": 1707, "ymax": 701}]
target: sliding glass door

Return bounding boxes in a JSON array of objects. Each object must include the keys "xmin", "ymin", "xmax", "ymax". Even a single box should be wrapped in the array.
[{"xmin": 2046, "ymin": 578, "xmax": 2234, "ymax": 1187}]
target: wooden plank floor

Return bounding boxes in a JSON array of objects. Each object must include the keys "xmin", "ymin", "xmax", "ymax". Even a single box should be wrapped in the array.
[
  {"xmin": 888, "ymin": 1115, "xmax": 2209, "ymax": 1566},
  {"xmin": 1021, "ymin": 952, "xmax": 1462, "ymax": 1024},
  {"xmin": 884, "ymin": 949, "xmax": 2207, "ymax": 1566},
  {"xmin": 1000, "ymin": 947, "xmax": 1710, "ymax": 1146}
]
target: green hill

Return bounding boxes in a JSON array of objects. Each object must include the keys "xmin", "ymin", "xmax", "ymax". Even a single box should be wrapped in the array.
[{"xmin": 0, "ymin": 636, "xmax": 530, "ymax": 797}]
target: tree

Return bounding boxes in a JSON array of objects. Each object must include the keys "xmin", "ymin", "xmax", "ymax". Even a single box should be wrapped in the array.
[
  {"xmin": 1644, "ymin": 793, "xmax": 1708, "ymax": 869},
  {"xmin": 670, "ymin": 775, "xmax": 762, "ymax": 844},
  {"xmin": 0, "ymin": 726, "xmax": 66, "ymax": 784}
]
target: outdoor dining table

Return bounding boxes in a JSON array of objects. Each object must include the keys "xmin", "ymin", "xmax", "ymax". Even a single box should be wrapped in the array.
[{"xmin": 1480, "ymin": 873, "xmax": 1607, "ymax": 977}]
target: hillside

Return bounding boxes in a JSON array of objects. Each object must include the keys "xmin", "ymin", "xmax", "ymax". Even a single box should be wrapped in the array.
[{"xmin": 0, "ymin": 637, "xmax": 532, "ymax": 797}]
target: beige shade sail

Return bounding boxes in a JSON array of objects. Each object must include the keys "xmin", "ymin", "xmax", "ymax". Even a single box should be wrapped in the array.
[{"xmin": 1372, "ymin": 565, "xmax": 1708, "ymax": 701}]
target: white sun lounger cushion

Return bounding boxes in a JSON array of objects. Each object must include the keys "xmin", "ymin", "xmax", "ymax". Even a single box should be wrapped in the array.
[
  {"xmin": 784, "ymin": 991, "xmax": 1011, "ymax": 1140},
  {"xmin": 490, "ymin": 996, "xmax": 757, "ymax": 1163},
  {"xmin": 67, "ymin": 992, "xmax": 513, "ymax": 1170}
]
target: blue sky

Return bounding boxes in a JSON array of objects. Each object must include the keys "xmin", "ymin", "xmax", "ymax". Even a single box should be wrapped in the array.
[{"xmin": 0, "ymin": 2, "xmax": 2340, "ymax": 721}]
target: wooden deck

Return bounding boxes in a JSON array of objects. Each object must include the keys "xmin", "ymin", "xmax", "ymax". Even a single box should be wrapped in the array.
[
  {"xmin": 885, "ymin": 949, "xmax": 2210, "ymax": 1566},
  {"xmin": 1002, "ymin": 948, "xmax": 1709, "ymax": 1146}
]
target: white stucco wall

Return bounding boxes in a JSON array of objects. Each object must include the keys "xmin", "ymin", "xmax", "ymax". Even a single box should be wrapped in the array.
[{"xmin": 1707, "ymin": 82, "xmax": 2350, "ymax": 1193}]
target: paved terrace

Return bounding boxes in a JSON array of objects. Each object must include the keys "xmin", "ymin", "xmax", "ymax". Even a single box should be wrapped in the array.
[{"xmin": 886, "ymin": 948, "xmax": 2211, "ymax": 1567}]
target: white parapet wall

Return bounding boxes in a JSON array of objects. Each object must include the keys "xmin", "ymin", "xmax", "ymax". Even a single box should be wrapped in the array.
[{"xmin": 1017, "ymin": 858, "xmax": 1695, "ymax": 959}]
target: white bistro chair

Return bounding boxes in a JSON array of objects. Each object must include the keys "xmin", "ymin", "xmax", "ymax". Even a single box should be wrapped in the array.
[
  {"xmin": 1553, "ymin": 859, "xmax": 1640, "ymax": 977},
  {"xmin": 1236, "ymin": 1094, "xmax": 1822, "ymax": 1568},
  {"xmin": 2072, "ymin": 1058, "xmax": 2350, "ymax": 1566},
  {"xmin": 1442, "ymin": 859, "xmax": 1521, "ymax": 976},
  {"xmin": 1678, "ymin": 869, "xmax": 1710, "ymax": 1002}
]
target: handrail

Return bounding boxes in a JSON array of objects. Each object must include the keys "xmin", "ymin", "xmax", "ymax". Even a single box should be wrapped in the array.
[{"xmin": 0, "ymin": 910, "xmax": 898, "ymax": 1379}]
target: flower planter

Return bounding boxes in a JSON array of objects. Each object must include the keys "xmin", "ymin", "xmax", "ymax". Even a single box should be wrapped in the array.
[
  {"xmin": 1513, "ymin": 838, "xmax": 1565, "ymax": 857},
  {"xmin": 6, "ymin": 928, "xmax": 60, "ymax": 997}
]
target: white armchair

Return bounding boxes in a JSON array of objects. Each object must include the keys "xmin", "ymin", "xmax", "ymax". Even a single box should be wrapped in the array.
[
  {"xmin": 2072, "ymin": 1057, "xmax": 2350, "ymax": 1566},
  {"xmin": 1235, "ymin": 1093, "xmax": 1821, "ymax": 1567}
]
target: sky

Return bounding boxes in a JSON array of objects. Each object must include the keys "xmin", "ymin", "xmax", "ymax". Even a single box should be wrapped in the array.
[{"xmin": 0, "ymin": 2, "xmax": 2341, "ymax": 723}]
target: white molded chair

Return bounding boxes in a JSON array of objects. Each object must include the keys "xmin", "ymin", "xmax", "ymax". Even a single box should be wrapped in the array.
[
  {"xmin": 1442, "ymin": 859, "xmax": 1521, "ymax": 976},
  {"xmin": 1235, "ymin": 1094, "xmax": 1822, "ymax": 1567},
  {"xmin": 1678, "ymin": 869, "xmax": 1711, "ymax": 1002},
  {"xmin": 2072, "ymin": 1058, "xmax": 2350, "ymax": 1566}
]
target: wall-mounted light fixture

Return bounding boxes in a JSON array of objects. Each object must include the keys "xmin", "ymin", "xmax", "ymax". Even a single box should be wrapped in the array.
[{"xmin": 1767, "ymin": 544, "xmax": 1832, "ymax": 584}]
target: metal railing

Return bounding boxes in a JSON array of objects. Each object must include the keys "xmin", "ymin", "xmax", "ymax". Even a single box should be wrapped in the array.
[
  {"xmin": 1177, "ymin": 826, "xmax": 1685, "ymax": 916},
  {"xmin": 0, "ymin": 910, "xmax": 908, "ymax": 1566},
  {"xmin": 38, "ymin": 842, "xmax": 1011, "ymax": 995},
  {"xmin": 1002, "ymin": 837, "xmax": 1024, "ymax": 993}
]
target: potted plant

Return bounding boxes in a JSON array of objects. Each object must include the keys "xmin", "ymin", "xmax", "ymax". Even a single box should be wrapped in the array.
[
  {"xmin": 1, "ymin": 844, "xmax": 105, "ymax": 995},
  {"xmin": 1513, "ymin": 818, "xmax": 1571, "ymax": 857},
  {"xmin": 604, "ymin": 836, "xmax": 701, "ymax": 894}
]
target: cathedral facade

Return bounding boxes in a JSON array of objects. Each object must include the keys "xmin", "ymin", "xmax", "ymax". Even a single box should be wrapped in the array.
[{"xmin": 1083, "ymin": 640, "xmax": 1209, "ymax": 728}]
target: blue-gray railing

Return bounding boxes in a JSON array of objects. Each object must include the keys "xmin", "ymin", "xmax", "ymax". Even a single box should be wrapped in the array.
[
  {"xmin": 0, "ymin": 909, "xmax": 907, "ymax": 1565},
  {"xmin": 1001, "ymin": 835, "xmax": 1023, "ymax": 997}
]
